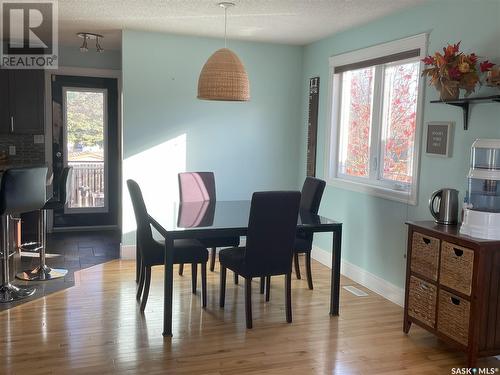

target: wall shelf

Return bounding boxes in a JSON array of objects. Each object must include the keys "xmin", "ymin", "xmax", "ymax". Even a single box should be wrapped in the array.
[{"xmin": 430, "ymin": 95, "xmax": 500, "ymax": 130}]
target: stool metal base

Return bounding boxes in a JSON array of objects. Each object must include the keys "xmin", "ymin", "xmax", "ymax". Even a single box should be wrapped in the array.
[
  {"xmin": 0, "ymin": 283, "xmax": 36, "ymax": 303},
  {"xmin": 16, "ymin": 265, "xmax": 68, "ymax": 281}
]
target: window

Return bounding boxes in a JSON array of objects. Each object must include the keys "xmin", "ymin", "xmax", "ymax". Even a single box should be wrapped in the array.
[{"xmin": 327, "ymin": 34, "xmax": 427, "ymax": 204}]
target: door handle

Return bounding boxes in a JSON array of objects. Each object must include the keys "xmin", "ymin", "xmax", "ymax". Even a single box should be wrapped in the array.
[
  {"xmin": 10, "ymin": 116, "xmax": 14, "ymax": 133},
  {"xmin": 56, "ymin": 152, "xmax": 62, "ymax": 158}
]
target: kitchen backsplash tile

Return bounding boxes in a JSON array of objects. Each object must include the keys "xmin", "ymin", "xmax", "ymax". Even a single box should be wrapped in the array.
[{"xmin": 0, "ymin": 134, "xmax": 45, "ymax": 165}]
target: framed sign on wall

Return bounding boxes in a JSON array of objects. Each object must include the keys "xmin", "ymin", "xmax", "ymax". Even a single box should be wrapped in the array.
[
  {"xmin": 425, "ymin": 122, "xmax": 454, "ymax": 157},
  {"xmin": 306, "ymin": 77, "xmax": 320, "ymax": 177}
]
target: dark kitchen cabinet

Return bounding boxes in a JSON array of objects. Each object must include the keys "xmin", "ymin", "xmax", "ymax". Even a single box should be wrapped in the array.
[
  {"xmin": 0, "ymin": 70, "xmax": 9, "ymax": 134},
  {"xmin": 0, "ymin": 69, "xmax": 45, "ymax": 134}
]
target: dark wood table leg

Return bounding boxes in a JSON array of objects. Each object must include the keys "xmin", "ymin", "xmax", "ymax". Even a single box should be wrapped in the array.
[
  {"xmin": 163, "ymin": 236, "xmax": 174, "ymax": 337},
  {"xmin": 330, "ymin": 227, "xmax": 342, "ymax": 316}
]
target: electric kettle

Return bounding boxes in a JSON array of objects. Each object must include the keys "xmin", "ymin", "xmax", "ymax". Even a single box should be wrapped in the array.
[{"xmin": 429, "ymin": 188, "xmax": 459, "ymax": 225}]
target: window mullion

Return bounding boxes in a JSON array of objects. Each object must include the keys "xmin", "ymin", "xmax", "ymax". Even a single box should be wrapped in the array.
[{"xmin": 369, "ymin": 65, "xmax": 384, "ymax": 182}]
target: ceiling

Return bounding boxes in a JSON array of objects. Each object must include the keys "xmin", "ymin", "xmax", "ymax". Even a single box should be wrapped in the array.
[{"xmin": 58, "ymin": 0, "xmax": 427, "ymax": 50}]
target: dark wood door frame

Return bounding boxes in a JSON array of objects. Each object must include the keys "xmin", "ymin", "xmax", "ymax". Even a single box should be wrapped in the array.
[{"xmin": 45, "ymin": 68, "xmax": 122, "ymax": 232}]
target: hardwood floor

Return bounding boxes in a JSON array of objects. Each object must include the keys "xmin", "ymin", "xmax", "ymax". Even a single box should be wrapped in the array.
[
  {"xmin": 0, "ymin": 256, "xmax": 498, "ymax": 374},
  {"xmin": 0, "ymin": 230, "xmax": 120, "ymax": 311}
]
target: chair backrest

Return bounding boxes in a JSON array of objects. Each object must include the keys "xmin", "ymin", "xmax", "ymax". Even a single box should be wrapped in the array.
[
  {"xmin": 244, "ymin": 191, "xmax": 301, "ymax": 276},
  {"xmin": 178, "ymin": 172, "xmax": 216, "ymax": 202},
  {"xmin": 0, "ymin": 166, "xmax": 48, "ymax": 215},
  {"xmin": 300, "ymin": 177, "xmax": 326, "ymax": 214},
  {"xmin": 57, "ymin": 167, "xmax": 73, "ymax": 205},
  {"xmin": 177, "ymin": 200, "xmax": 215, "ymax": 228},
  {"xmin": 126, "ymin": 179, "xmax": 153, "ymax": 249}
]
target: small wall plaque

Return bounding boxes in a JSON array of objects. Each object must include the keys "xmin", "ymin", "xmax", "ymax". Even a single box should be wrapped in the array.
[{"xmin": 426, "ymin": 122, "xmax": 454, "ymax": 157}]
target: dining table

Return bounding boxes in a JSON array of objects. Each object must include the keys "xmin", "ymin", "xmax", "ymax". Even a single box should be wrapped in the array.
[{"xmin": 148, "ymin": 199, "xmax": 343, "ymax": 337}]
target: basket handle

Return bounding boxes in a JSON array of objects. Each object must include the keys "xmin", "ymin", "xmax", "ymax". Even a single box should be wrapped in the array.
[
  {"xmin": 422, "ymin": 237, "xmax": 431, "ymax": 245},
  {"xmin": 420, "ymin": 282, "xmax": 429, "ymax": 290},
  {"xmin": 453, "ymin": 248, "xmax": 463, "ymax": 257},
  {"xmin": 451, "ymin": 297, "xmax": 461, "ymax": 305}
]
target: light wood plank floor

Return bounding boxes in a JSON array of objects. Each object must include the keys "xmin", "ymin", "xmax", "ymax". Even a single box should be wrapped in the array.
[{"xmin": 0, "ymin": 256, "xmax": 498, "ymax": 374}]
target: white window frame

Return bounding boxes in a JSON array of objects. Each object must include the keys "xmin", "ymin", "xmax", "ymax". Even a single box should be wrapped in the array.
[{"xmin": 325, "ymin": 33, "xmax": 428, "ymax": 205}]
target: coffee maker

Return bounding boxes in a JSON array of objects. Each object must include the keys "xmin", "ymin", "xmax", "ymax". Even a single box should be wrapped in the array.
[{"xmin": 460, "ymin": 139, "xmax": 500, "ymax": 239}]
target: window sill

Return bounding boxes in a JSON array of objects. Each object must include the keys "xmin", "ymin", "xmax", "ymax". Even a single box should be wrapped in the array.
[{"xmin": 326, "ymin": 177, "xmax": 417, "ymax": 206}]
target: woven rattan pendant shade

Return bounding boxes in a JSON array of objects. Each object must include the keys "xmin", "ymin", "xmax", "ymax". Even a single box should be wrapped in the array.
[{"xmin": 197, "ymin": 48, "xmax": 250, "ymax": 101}]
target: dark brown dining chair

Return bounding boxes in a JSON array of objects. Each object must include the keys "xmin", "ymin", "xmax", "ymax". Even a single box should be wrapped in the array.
[
  {"xmin": 293, "ymin": 177, "xmax": 326, "ymax": 289},
  {"xmin": 262, "ymin": 177, "xmax": 326, "ymax": 296},
  {"xmin": 178, "ymin": 172, "xmax": 240, "ymax": 276},
  {"xmin": 219, "ymin": 191, "xmax": 301, "ymax": 329},
  {"xmin": 127, "ymin": 179, "xmax": 209, "ymax": 311}
]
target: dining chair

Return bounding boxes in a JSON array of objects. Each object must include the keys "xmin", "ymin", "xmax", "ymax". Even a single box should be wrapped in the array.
[
  {"xmin": 218, "ymin": 191, "xmax": 301, "ymax": 329},
  {"xmin": 127, "ymin": 179, "xmax": 209, "ymax": 311},
  {"xmin": 178, "ymin": 172, "xmax": 240, "ymax": 275},
  {"xmin": 293, "ymin": 177, "xmax": 326, "ymax": 289},
  {"xmin": 261, "ymin": 177, "xmax": 326, "ymax": 296}
]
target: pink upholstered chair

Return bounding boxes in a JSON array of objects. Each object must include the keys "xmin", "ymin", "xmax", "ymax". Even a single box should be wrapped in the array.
[{"xmin": 178, "ymin": 172, "xmax": 240, "ymax": 275}]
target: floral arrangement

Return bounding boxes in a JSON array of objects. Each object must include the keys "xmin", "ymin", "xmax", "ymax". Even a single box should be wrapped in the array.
[{"xmin": 421, "ymin": 42, "xmax": 495, "ymax": 99}]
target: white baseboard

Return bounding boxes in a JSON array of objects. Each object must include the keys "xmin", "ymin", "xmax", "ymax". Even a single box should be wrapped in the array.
[
  {"xmin": 120, "ymin": 245, "xmax": 136, "ymax": 260},
  {"xmin": 311, "ymin": 246, "xmax": 404, "ymax": 307}
]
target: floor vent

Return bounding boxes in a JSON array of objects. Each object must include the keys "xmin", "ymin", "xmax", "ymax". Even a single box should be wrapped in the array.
[{"xmin": 343, "ymin": 285, "xmax": 369, "ymax": 297}]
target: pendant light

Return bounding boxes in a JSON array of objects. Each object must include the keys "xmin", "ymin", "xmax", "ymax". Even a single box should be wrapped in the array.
[{"xmin": 197, "ymin": 2, "xmax": 250, "ymax": 101}]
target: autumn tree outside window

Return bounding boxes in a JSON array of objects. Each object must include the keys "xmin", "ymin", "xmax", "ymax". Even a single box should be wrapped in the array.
[{"xmin": 326, "ymin": 34, "xmax": 427, "ymax": 205}]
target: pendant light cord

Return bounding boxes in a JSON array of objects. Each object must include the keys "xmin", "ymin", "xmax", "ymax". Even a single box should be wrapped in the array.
[{"xmin": 224, "ymin": 6, "xmax": 227, "ymax": 48}]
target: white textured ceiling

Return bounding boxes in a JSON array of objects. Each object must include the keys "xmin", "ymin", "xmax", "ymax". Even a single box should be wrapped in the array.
[{"xmin": 58, "ymin": 0, "xmax": 427, "ymax": 50}]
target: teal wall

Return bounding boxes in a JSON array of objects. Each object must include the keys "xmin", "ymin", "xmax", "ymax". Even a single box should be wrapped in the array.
[
  {"xmin": 122, "ymin": 30, "xmax": 303, "ymax": 244},
  {"xmin": 301, "ymin": 0, "xmax": 500, "ymax": 288},
  {"xmin": 59, "ymin": 46, "xmax": 121, "ymax": 70}
]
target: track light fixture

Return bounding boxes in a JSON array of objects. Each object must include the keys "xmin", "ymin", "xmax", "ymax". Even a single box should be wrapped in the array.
[{"xmin": 77, "ymin": 32, "xmax": 104, "ymax": 53}]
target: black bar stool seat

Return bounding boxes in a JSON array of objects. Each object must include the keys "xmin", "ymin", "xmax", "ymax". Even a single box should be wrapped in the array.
[
  {"xmin": 16, "ymin": 167, "xmax": 72, "ymax": 281},
  {"xmin": 0, "ymin": 166, "xmax": 47, "ymax": 302}
]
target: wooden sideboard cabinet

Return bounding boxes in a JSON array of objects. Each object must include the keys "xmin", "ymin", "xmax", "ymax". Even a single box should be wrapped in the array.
[{"xmin": 404, "ymin": 221, "xmax": 500, "ymax": 367}]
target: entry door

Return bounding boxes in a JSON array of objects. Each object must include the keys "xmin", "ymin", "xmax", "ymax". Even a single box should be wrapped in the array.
[{"xmin": 51, "ymin": 75, "xmax": 119, "ymax": 228}]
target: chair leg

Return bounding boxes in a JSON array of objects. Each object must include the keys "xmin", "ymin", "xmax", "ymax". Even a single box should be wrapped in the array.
[
  {"xmin": 179, "ymin": 263, "xmax": 184, "ymax": 276},
  {"xmin": 219, "ymin": 266, "xmax": 227, "ymax": 308},
  {"xmin": 305, "ymin": 252, "xmax": 314, "ymax": 290},
  {"xmin": 259, "ymin": 277, "xmax": 265, "ymax": 294},
  {"xmin": 135, "ymin": 241, "xmax": 141, "ymax": 283},
  {"xmin": 140, "ymin": 267, "xmax": 151, "ymax": 312},
  {"xmin": 209, "ymin": 247, "xmax": 216, "ymax": 272},
  {"xmin": 294, "ymin": 253, "xmax": 301, "ymax": 280},
  {"xmin": 201, "ymin": 262, "xmax": 207, "ymax": 308},
  {"xmin": 285, "ymin": 272, "xmax": 292, "ymax": 323},
  {"xmin": 191, "ymin": 263, "xmax": 197, "ymax": 294},
  {"xmin": 245, "ymin": 277, "xmax": 253, "ymax": 329},
  {"xmin": 234, "ymin": 272, "xmax": 239, "ymax": 285},
  {"xmin": 136, "ymin": 261, "xmax": 145, "ymax": 301},
  {"xmin": 265, "ymin": 276, "xmax": 271, "ymax": 302}
]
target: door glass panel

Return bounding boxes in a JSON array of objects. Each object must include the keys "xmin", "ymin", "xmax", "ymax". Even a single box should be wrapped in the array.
[{"xmin": 65, "ymin": 89, "xmax": 107, "ymax": 210}]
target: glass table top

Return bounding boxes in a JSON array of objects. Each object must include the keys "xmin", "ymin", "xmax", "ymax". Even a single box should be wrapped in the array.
[{"xmin": 148, "ymin": 200, "xmax": 341, "ymax": 237}]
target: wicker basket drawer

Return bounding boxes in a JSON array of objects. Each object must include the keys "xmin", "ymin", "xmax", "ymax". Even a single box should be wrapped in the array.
[
  {"xmin": 440, "ymin": 242, "xmax": 474, "ymax": 296},
  {"xmin": 437, "ymin": 289, "xmax": 470, "ymax": 346},
  {"xmin": 408, "ymin": 276, "xmax": 437, "ymax": 328},
  {"xmin": 411, "ymin": 232, "xmax": 440, "ymax": 281}
]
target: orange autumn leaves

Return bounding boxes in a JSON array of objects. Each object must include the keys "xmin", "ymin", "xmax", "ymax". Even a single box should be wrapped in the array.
[{"xmin": 422, "ymin": 42, "xmax": 495, "ymax": 96}]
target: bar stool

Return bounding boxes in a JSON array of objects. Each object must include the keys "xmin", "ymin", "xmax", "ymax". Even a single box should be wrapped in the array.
[
  {"xmin": 0, "ymin": 166, "xmax": 48, "ymax": 302},
  {"xmin": 17, "ymin": 167, "xmax": 72, "ymax": 281}
]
